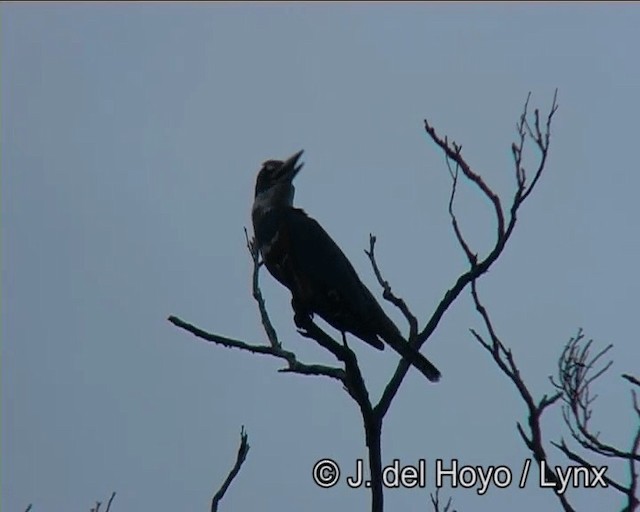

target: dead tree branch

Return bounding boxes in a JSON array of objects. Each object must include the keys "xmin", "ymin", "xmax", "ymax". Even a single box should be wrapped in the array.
[
  {"xmin": 365, "ymin": 234, "xmax": 418, "ymax": 340},
  {"xmin": 376, "ymin": 90, "xmax": 559, "ymax": 418},
  {"xmin": 549, "ymin": 330, "xmax": 640, "ymax": 511},
  {"xmin": 469, "ymin": 280, "xmax": 572, "ymax": 511},
  {"xmin": 211, "ymin": 427, "xmax": 250, "ymax": 512},
  {"xmin": 430, "ymin": 487, "xmax": 456, "ymax": 512},
  {"xmin": 89, "ymin": 492, "xmax": 116, "ymax": 512},
  {"xmin": 550, "ymin": 331, "xmax": 628, "ymax": 460},
  {"xmin": 26, "ymin": 493, "xmax": 116, "ymax": 512},
  {"xmin": 623, "ymin": 374, "xmax": 640, "ymax": 389},
  {"xmin": 167, "ymin": 315, "xmax": 344, "ymax": 382},
  {"xmin": 471, "ymin": 281, "xmax": 639, "ymax": 511}
]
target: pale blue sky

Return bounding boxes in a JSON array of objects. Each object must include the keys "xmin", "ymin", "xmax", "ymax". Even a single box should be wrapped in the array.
[{"xmin": 3, "ymin": 3, "xmax": 639, "ymax": 511}]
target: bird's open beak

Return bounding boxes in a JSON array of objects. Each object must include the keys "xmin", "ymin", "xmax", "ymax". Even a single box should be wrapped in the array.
[{"xmin": 276, "ymin": 149, "xmax": 304, "ymax": 183}]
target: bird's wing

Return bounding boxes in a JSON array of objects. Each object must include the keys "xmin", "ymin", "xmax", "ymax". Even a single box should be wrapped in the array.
[
  {"xmin": 272, "ymin": 210, "xmax": 441, "ymax": 382},
  {"xmin": 280, "ymin": 209, "xmax": 386, "ymax": 342}
]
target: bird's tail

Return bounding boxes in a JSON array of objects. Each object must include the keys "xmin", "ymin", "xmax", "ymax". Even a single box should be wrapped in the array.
[{"xmin": 380, "ymin": 329, "xmax": 441, "ymax": 383}]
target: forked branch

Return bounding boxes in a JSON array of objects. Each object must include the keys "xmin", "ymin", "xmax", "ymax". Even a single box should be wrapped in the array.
[
  {"xmin": 167, "ymin": 229, "xmax": 346, "ymax": 383},
  {"xmin": 550, "ymin": 330, "xmax": 640, "ymax": 510},
  {"xmin": 376, "ymin": 91, "xmax": 559, "ymax": 418},
  {"xmin": 469, "ymin": 280, "xmax": 572, "ymax": 511},
  {"xmin": 471, "ymin": 282, "xmax": 639, "ymax": 511}
]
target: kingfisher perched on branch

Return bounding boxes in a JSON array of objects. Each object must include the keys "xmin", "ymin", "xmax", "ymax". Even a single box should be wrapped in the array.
[{"xmin": 251, "ymin": 150, "xmax": 441, "ymax": 382}]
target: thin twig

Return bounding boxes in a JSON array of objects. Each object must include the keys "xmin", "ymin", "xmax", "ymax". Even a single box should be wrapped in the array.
[
  {"xmin": 365, "ymin": 234, "xmax": 418, "ymax": 339},
  {"xmin": 244, "ymin": 228, "xmax": 280, "ymax": 348},
  {"xmin": 470, "ymin": 280, "xmax": 573, "ymax": 512},
  {"xmin": 211, "ymin": 427, "xmax": 251, "ymax": 512},
  {"xmin": 623, "ymin": 374, "xmax": 640, "ymax": 388},
  {"xmin": 444, "ymin": 156, "xmax": 476, "ymax": 265},
  {"xmin": 104, "ymin": 492, "xmax": 116, "ymax": 512},
  {"xmin": 551, "ymin": 439, "xmax": 627, "ymax": 494},
  {"xmin": 423, "ymin": 119, "xmax": 506, "ymax": 241},
  {"xmin": 430, "ymin": 487, "xmax": 455, "ymax": 512}
]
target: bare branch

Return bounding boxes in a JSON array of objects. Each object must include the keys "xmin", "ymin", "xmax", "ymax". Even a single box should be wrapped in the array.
[
  {"xmin": 547, "ymin": 332, "xmax": 640, "ymax": 510},
  {"xmin": 211, "ymin": 427, "xmax": 251, "ymax": 512},
  {"xmin": 470, "ymin": 280, "xmax": 573, "ymax": 511},
  {"xmin": 430, "ymin": 487, "xmax": 455, "ymax": 512},
  {"xmin": 550, "ymin": 330, "xmax": 639, "ymax": 462},
  {"xmin": 628, "ymin": 419, "xmax": 640, "ymax": 511},
  {"xmin": 517, "ymin": 89, "xmax": 559, "ymax": 204},
  {"xmin": 552, "ymin": 439, "xmax": 628, "ymax": 494},
  {"xmin": 365, "ymin": 234, "xmax": 418, "ymax": 339},
  {"xmin": 244, "ymin": 228, "xmax": 280, "ymax": 349},
  {"xmin": 472, "ymin": 304, "xmax": 639, "ymax": 511},
  {"xmin": 423, "ymin": 118, "xmax": 506, "ymax": 241},
  {"xmin": 104, "ymin": 493, "xmax": 116, "ymax": 512},
  {"xmin": 512, "ymin": 92, "xmax": 530, "ymax": 188},
  {"xmin": 168, "ymin": 228, "xmax": 349, "ymax": 382},
  {"xmin": 168, "ymin": 315, "xmax": 345, "ymax": 382},
  {"xmin": 90, "ymin": 493, "xmax": 116, "ymax": 512},
  {"xmin": 444, "ymin": 156, "xmax": 477, "ymax": 266},
  {"xmin": 377, "ymin": 92, "xmax": 558, "ymax": 418},
  {"xmin": 623, "ymin": 374, "xmax": 640, "ymax": 388}
]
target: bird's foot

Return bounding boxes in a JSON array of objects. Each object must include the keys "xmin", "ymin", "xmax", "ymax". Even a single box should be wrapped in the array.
[{"xmin": 293, "ymin": 311, "xmax": 313, "ymax": 330}]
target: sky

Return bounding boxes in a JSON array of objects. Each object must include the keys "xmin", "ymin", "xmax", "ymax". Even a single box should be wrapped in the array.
[{"xmin": 3, "ymin": 3, "xmax": 639, "ymax": 511}]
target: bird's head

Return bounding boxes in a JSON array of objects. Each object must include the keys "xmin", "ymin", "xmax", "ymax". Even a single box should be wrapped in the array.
[{"xmin": 253, "ymin": 150, "xmax": 304, "ymax": 208}]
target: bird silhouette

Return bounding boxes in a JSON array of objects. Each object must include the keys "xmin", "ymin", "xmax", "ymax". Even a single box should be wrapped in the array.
[{"xmin": 251, "ymin": 150, "xmax": 441, "ymax": 382}]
